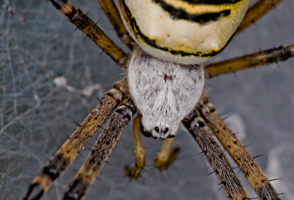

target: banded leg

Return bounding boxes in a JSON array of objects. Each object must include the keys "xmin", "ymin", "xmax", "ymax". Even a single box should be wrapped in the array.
[
  {"xmin": 63, "ymin": 97, "xmax": 136, "ymax": 200},
  {"xmin": 50, "ymin": 0, "xmax": 128, "ymax": 66},
  {"xmin": 154, "ymin": 137, "xmax": 179, "ymax": 170},
  {"xmin": 183, "ymin": 113, "xmax": 249, "ymax": 200},
  {"xmin": 125, "ymin": 114, "xmax": 146, "ymax": 179},
  {"xmin": 236, "ymin": 0, "xmax": 284, "ymax": 35},
  {"xmin": 206, "ymin": 43, "xmax": 294, "ymax": 78},
  {"xmin": 198, "ymin": 97, "xmax": 281, "ymax": 199},
  {"xmin": 97, "ymin": 0, "xmax": 133, "ymax": 48},
  {"xmin": 23, "ymin": 79, "xmax": 128, "ymax": 200}
]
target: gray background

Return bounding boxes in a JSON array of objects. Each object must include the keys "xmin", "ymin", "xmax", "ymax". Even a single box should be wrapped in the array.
[{"xmin": 0, "ymin": 0, "xmax": 293, "ymax": 199}]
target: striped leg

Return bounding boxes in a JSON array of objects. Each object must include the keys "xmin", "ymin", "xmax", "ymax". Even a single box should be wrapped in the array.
[
  {"xmin": 50, "ymin": 0, "xmax": 128, "ymax": 66},
  {"xmin": 97, "ymin": 0, "xmax": 133, "ymax": 49},
  {"xmin": 23, "ymin": 79, "xmax": 128, "ymax": 200},
  {"xmin": 206, "ymin": 43, "xmax": 294, "ymax": 78},
  {"xmin": 63, "ymin": 97, "xmax": 136, "ymax": 200},
  {"xmin": 236, "ymin": 0, "xmax": 284, "ymax": 35},
  {"xmin": 183, "ymin": 112, "xmax": 250, "ymax": 200},
  {"xmin": 198, "ymin": 96, "xmax": 281, "ymax": 200}
]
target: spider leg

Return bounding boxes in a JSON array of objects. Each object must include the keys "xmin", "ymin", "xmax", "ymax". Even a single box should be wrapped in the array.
[
  {"xmin": 198, "ymin": 96, "xmax": 281, "ymax": 200},
  {"xmin": 63, "ymin": 97, "xmax": 136, "ymax": 200},
  {"xmin": 97, "ymin": 0, "xmax": 133, "ymax": 49},
  {"xmin": 50, "ymin": 0, "xmax": 128, "ymax": 66},
  {"xmin": 183, "ymin": 112, "xmax": 250, "ymax": 200},
  {"xmin": 236, "ymin": 0, "xmax": 284, "ymax": 35},
  {"xmin": 125, "ymin": 114, "xmax": 179, "ymax": 179},
  {"xmin": 206, "ymin": 43, "xmax": 294, "ymax": 78},
  {"xmin": 23, "ymin": 79, "xmax": 128, "ymax": 200},
  {"xmin": 154, "ymin": 137, "xmax": 179, "ymax": 170},
  {"xmin": 124, "ymin": 114, "xmax": 146, "ymax": 179}
]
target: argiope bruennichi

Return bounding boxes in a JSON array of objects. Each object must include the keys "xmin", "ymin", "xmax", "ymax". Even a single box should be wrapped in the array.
[{"xmin": 18, "ymin": 0, "xmax": 294, "ymax": 199}]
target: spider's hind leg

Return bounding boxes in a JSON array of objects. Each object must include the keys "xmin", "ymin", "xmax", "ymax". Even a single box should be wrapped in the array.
[
  {"xmin": 236, "ymin": 0, "xmax": 284, "ymax": 35},
  {"xmin": 206, "ymin": 43, "xmax": 294, "ymax": 78},
  {"xmin": 50, "ymin": 0, "xmax": 128, "ymax": 65},
  {"xmin": 97, "ymin": 0, "xmax": 133, "ymax": 49}
]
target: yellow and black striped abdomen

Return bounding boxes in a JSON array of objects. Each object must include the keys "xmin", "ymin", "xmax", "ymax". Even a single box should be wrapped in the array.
[{"xmin": 117, "ymin": 0, "xmax": 251, "ymax": 64}]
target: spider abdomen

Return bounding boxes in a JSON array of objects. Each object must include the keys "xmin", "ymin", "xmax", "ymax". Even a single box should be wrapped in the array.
[
  {"xmin": 117, "ymin": 0, "xmax": 251, "ymax": 64},
  {"xmin": 128, "ymin": 49, "xmax": 205, "ymax": 139}
]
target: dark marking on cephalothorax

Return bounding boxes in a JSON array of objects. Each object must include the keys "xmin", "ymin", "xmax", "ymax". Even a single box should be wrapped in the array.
[
  {"xmin": 176, "ymin": 104, "xmax": 180, "ymax": 112},
  {"xmin": 164, "ymin": 74, "xmax": 174, "ymax": 82}
]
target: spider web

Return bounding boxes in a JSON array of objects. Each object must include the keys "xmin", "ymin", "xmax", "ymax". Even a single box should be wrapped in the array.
[{"xmin": 0, "ymin": 0, "xmax": 294, "ymax": 200}]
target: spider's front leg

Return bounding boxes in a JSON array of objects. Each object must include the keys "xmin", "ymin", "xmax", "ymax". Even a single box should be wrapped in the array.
[
  {"xmin": 183, "ymin": 110, "xmax": 250, "ymax": 200},
  {"xmin": 50, "ymin": 0, "xmax": 128, "ymax": 65},
  {"xmin": 23, "ymin": 79, "xmax": 128, "ymax": 200},
  {"xmin": 125, "ymin": 114, "xmax": 179, "ymax": 179},
  {"xmin": 154, "ymin": 137, "xmax": 179, "ymax": 170},
  {"xmin": 63, "ymin": 97, "xmax": 136, "ymax": 200},
  {"xmin": 198, "ymin": 97, "xmax": 281, "ymax": 199},
  {"xmin": 124, "ymin": 114, "xmax": 146, "ymax": 179}
]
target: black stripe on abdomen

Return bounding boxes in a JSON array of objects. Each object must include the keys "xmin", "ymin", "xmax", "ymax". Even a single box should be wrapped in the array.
[
  {"xmin": 121, "ymin": 0, "xmax": 232, "ymax": 58},
  {"xmin": 152, "ymin": 0, "xmax": 231, "ymax": 25},
  {"xmin": 177, "ymin": 0, "xmax": 242, "ymax": 5}
]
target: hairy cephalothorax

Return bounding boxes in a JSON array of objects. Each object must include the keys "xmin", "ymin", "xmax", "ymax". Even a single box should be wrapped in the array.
[{"xmin": 128, "ymin": 49, "xmax": 205, "ymax": 139}]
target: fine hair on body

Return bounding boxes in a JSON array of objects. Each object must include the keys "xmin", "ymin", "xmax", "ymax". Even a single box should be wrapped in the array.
[{"xmin": 128, "ymin": 48, "xmax": 205, "ymax": 139}]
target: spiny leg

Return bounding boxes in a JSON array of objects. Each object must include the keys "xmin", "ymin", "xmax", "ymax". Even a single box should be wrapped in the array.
[
  {"xmin": 206, "ymin": 43, "xmax": 294, "ymax": 78},
  {"xmin": 154, "ymin": 137, "xmax": 179, "ymax": 170},
  {"xmin": 125, "ymin": 114, "xmax": 146, "ymax": 179},
  {"xmin": 198, "ymin": 96, "xmax": 281, "ymax": 200},
  {"xmin": 23, "ymin": 79, "xmax": 128, "ymax": 200},
  {"xmin": 63, "ymin": 97, "xmax": 136, "ymax": 200},
  {"xmin": 97, "ymin": 0, "xmax": 133, "ymax": 48},
  {"xmin": 50, "ymin": 0, "xmax": 128, "ymax": 66},
  {"xmin": 236, "ymin": 0, "xmax": 284, "ymax": 35},
  {"xmin": 183, "ymin": 113, "xmax": 250, "ymax": 200}
]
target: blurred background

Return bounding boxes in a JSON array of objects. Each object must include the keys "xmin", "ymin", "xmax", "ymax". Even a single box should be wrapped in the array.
[{"xmin": 0, "ymin": 0, "xmax": 293, "ymax": 199}]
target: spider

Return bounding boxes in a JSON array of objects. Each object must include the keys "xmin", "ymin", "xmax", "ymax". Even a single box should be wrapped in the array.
[{"xmin": 0, "ymin": 0, "xmax": 292, "ymax": 199}]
